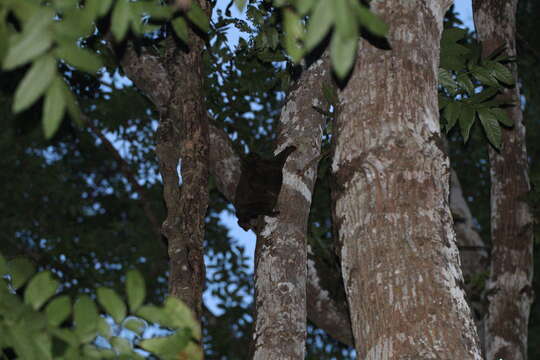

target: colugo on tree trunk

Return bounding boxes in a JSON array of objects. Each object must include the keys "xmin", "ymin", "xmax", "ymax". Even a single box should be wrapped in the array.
[{"xmin": 233, "ymin": 145, "xmax": 296, "ymax": 231}]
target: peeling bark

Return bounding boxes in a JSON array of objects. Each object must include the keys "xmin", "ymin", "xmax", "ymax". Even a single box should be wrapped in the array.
[
  {"xmin": 331, "ymin": 1, "xmax": 482, "ymax": 358},
  {"xmin": 473, "ymin": 1, "xmax": 534, "ymax": 359},
  {"xmin": 251, "ymin": 55, "xmax": 331, "ymax": 360}
]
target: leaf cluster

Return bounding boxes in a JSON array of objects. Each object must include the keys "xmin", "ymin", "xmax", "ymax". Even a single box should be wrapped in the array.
[
  {"xmin": 438, "ymin": 27, "xmax": 516, "ymax": 149},
  {"xmin": 253, "ymin": 0, "xmax": 388, "ymax": 78},
  {"xmin": 0, "ymin": 0, "xmax": 210, "ymax": 139},
  {"xmin": 0, "ymin": 252, "xmax": 201, "ymax": 360}
]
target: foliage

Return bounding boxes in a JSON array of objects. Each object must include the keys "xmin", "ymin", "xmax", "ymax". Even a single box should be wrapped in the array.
[
  {"xmin": 0, "ymin": 252, "xmax": 202, "ymax": 360},
  {"xmin": 1, "ymin": 1, "xmax": 539, "ymax": 359},
  {"xmin": 438, "ymin": 27, "xmax": 516, "ymax": 149}
]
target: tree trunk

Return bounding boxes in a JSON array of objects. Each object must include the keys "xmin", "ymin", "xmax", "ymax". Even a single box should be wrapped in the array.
[
  {"xmin": 331, "ymin": 1, "xmax": 482, "ymax": 358},
  {"xmin": 118, "ymin": 0, "xmax": 211, "ymax": 320},
  {"xmin": 473, "ymin": 1, "xmax": 534, "ymax": 358},
  {"xmin": 251, "ymin": 55, "xmax": 331, "ymax": 359}
]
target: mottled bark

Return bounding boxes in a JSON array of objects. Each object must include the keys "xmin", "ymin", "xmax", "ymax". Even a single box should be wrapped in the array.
[
  {"xmin": 473, "ymin": 1, "xmax": 534, "ymax": 359},
  {"xmin": 209, "ymin": 120, "xmax": 355, "ymax": 348},
  {"xmin": 331, "ymin": 1, "xmax": 482, "ymax": 358},
  {"xmin": 118, "ymin": 1, "xmax": 210, "ymax": 320},
  {"xmin": 252, "ymin": 55, "xmax": 331, "ymax": 360},
  {"xmin": 450, "ymin": 169, "xmax": 488, "ymax": 350}
]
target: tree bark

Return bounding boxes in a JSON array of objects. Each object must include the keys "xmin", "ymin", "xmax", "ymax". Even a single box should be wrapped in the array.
[
  {"xmin": 331, "ymin": 1, "xmax": 482, "ymax": 358},
  {"xmin": 251, "ymin": 55, "xmax": 331, "ymax": 359},
  {"xmin": 117, "ymin": 36, "xmax": 489, "ymax": 354},
  {"xmin": 473, "ymin": 1, "xmax": 534, "ymax": 359},
  {"xmin": 117, "ymin": 0, "xmax": 211, "ymax": 320}
]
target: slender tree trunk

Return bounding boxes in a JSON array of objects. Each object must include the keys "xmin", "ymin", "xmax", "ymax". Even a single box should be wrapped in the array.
[
  {"xmin": 118, "ymin": 0, "xmax": 211, "ymax": 320},
  {"xmin": 251, "ymin": 55, "xmax": 331, "ymax": 359},
  {"xmin": 331, "ymin": 1, "xmax": 482, "ymax": 358},
  {"xmin": 473, "ymin": 1, "xmax": 534, "ymax": 358},
  {"xmin": 157, "ymin": 37, "xmax": 209, "ymax": 320}
]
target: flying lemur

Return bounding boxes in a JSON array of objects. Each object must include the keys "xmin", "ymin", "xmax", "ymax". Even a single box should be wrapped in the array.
[{"xmin": 234, "ymin": 145, "xmax": 296, "ymax": 231}]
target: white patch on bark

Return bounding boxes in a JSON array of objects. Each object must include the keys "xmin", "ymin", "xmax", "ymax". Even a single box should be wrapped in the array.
[
  {"xmin": 282, "ymin": 169, "xmax": 313, "ymax": 202},
  {"xmin": 261, "ymin": 216, "xmax": 278, "ymax": 237},
  {"xmin": 280, "ymin": 100, "xmax": 298, "ymax": 125},
  {"xmin": 366, "ymin": 336, "xmax": 393, "ymax": 360}
]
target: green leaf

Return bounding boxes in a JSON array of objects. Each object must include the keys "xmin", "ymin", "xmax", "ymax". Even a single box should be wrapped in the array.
[
  {"xmin": 440, "ymin": 48, "xmax": 467, "ymax": 71},
  {"xmin": 24, "ymin": 271, "xmax": 59, "ymax": 310},
  {"xmin": 53, "ymin": 0, "xmax": 79, "ymax": 11},
  {"xmin": 438, "ymin": 68, "xmax": 457, "ymax": 94},
  {"xmin": 441, "ymin": 27, "xmax": 468, "ymax": 44},
  {"xmin": 490, "ymin": 61, "xmax": 514, "ymax": 86},
  {"xmin": 283, "ymin": 8, "xmax": 304, "ymax": 62},
  {"xmin": 468, "ymin": 87, "xmax": 498, "ymax": 104},
  {"xmin": 111, "ymin": 0, "xmax": 131, "ymax": 41},
  {"xmin": 3, "ymin": 12, "xmax": 53, "ymax": 70},
  {"xmin": 86, "ymin": 0, "xmax": 113, "ymax": 17},
  {"xmin": 124, "ymin": 317, "xmax": 146, "ymax": 335},
  {"xmin": 172, "ymin": 17, "xmax": 189, "ymax": 43},
  {"xmin": 490, "ymin": 107, "xmax": 513, "ymax": 127},
  {"xmin": 97, "ymin": 288, "xmax": 127, "ymax": 324},
  {"xmin": 186, "ymin": 3, "xmax": 210, "ymax": 33},
  {"xmin": 456, "ymin": 72, "xmax": 474, "ymax": 95},
  {"xmin": 268, "ymin": 27, "xmax": 279, "ymax": 50},
  {"xmin": 135, "ymin": 1, "xmax": 171, "ymax": 19},
  {"xmin": 45, "ymin": 295, "xmax": 72, "ymax": 327},
  {"xmin": 353, "ymin": 3, "xmax": 388, "ymax": 37},
  {"xmin": 96, "ymin": 317, "xmax": 111, "ymax": 339},
  {"xmin": 13, "ymin": 55, "xmax": 56, "ymax": 113},
  {"xmin": 443, "ymin": 101, "xmax": 461, "ymax": 133},
  {"xmin": 51, "ymin": 328, "xmax": 79, "ymax": 347},
  {"xmin": 140, "ymin": 332, "xmax": 191, "ymax": 359},
  {"xmin": 330, "ymin": 30, "xmax": 357, "ymax": 79},
  {"xmin": 304, "ymin": 0, "xmax": 334, "ymax": 52},
  {"xmin": 471, "ymin": 65, "xmax": 499, "ymax": 87},
  {"xmin": 163, "ymin": 297, "xmax": 201, "ymax": 340},
  {"xmin": 235, "ymin": 0, "xmax": 248, "ymax": 12},
  {"xmin": 136, "ymin": 305, "xmax": 166, "ymax": 324},
  {"xmin": 9, "ymin": 1, "xmax": 40, "ymax": 22},
  {"xmin": 59, "ymin": 80, "xmax": 83, "ymax": 126},
  {"xmin": 334, "ymin": 0, "xmax": 356, "ymax": 40},
  {"xmin": 478, "ymin": 107, "xmax": 502, "ymax": 149},
  {"xmin": 126, "ymin": 270, "xmax": 146, "ymax": 312},
  {"xmin": 74, "ymin": 295, "xmax": 99, "ymax": 342},
  {"xmin": 8, "ymin": 258, "xmax": 35, "ymax": 289},
  {"xmin": 55, "ymin": 45, "xmax": 104, "ymax": 74},
  {"xmin": 459, "ymin": 105, "xmax": 476, "ymax": 143},
  {"xmin": 111, "ymin": 336, "xmax": 132, "ymax": 354},
  {"xmin": 438, "ymin": 94, "xmax": 450, "ymax": 110},
  {"xmin": 43, "ymin": 76, "xmax": 67, "ymax": 139}
]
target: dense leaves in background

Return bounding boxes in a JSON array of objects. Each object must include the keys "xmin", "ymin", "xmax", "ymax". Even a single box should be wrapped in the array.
[
  {"xmin": 1, "ymin": 0, "xmax": 539, "ymax": 358},
  {"xmin": 0, "ymin": 253, "xmax": 202, "ymax": 359}
]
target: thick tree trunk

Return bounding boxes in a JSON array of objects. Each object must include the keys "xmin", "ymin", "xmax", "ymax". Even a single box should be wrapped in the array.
[
  {"xmin": 251, "ymin": 55, "xmax": 331, "ymax": 359},
  {"xmin": 206, "ymin": 101, "xmax": 489, "ymax": 352},
  {"xmin": 473, "ymin": 1, "xmax": 534, "ymax": 359},
  {"xmin": 331, "ymin": 1, "xmax": 482, "ymax": 358}
]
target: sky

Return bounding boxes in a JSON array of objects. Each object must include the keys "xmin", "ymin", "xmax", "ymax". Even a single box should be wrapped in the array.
[{"xmin": 205, "ymin": 0, "xmax": 476, "ymax": 313}]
